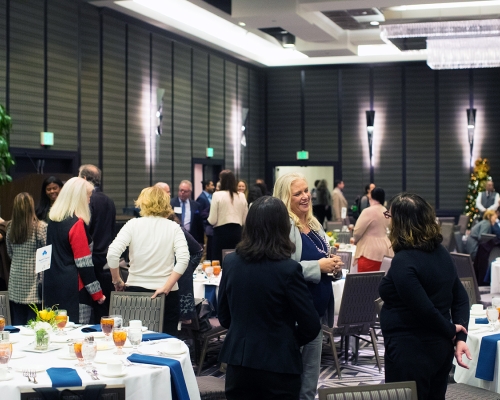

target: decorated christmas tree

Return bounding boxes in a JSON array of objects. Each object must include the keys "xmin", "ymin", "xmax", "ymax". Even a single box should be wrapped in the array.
[{"xmin": 464, "ymin": 158, "xmax": 491, "ymax": 228}]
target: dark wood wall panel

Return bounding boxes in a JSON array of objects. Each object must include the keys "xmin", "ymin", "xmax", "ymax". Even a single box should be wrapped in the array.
[
  {"xmin": 47, "ymin": 0, "xmax": 78, "ymax": 151},
  {"xmin": 9, "ymin": 0, "xmax": 44, "ymax": 148},
  {"xmin": 473, "ymin": 69, "xmax": 500, "ymax": 182},
  {"xmin": 209, "ymin": 56, "xmax": 225, "ymax": 161},
  {"xmin": 224, "ymin": 62, "xmax": 236, "ymax": 172},
  {"xmin": 151, "ymin": 36, "xmax": 172, "ymax": 186},
  {"xmin": 172, "ymin": 43, "xmax": 192, "ymax": 186},
  {"xmin": 373, "ymin": 66, "xmax": 402, "ymax": 200},
  {"xmin": 249, "ymin": 69, "xmax": 264, "ymax": 182},
  {"xmin": 0, "ymin": 0, "xmax": 6, "ymax": 105},
  {"xmin": 192, "ymin": 50, "xmax": 208, "ymax": 160},
  {"xmin": 405, "ymin": 64, "xmax": 436, "ymax": 204},
  {"xmin": 80, "ymin": 2, "xmax": 99, "ymax": 165},
  {"xmin": 341, "ymin": 68, "xmax": 371, "ymax": 204},
  {"xmin": 304, "ymin": 69, "xmax": 338, "ymax": 162},
  {"xmin": 439, "ymin": 70, "xmax": 470, "ymax": 210},
  {"xmin": 238, "ymin": 66, "xmax": 250, "ymax": 181},
  {"xmin": 267, "ymin": 69, "xmax": 301, "ymax": 162},
  {"xmin": 102, "ymin": 16, "xmax": 126, "ymax": 211}
]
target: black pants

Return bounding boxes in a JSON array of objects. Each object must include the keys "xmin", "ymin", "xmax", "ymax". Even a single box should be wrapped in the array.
[
  {"xmin": 225, "ymin": 364, "xmax": 301, "ymax": 400},
  {"xmin": 212, "ymin": 224, "xmax": 242, "ymax": 263},
  {"xmin": 10, "ymin": 301, "xmax": 40, "ymax": 326},
  {"xmin": 92, "ymin": 253, "xmax": 115, "ymax": 323},
  {"xmin": 384, "ymin": 335, "xmax": 454, "ymax": 400},
  {"xmin": 126, "ymin": 286, "xmax": 180, "ymax": 336}
]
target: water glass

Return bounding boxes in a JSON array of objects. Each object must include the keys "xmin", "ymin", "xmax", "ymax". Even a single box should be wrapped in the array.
[
  {"xmin": 128, "ymin": 328, "xmax": 142, "ymax": 349},
  {"xmin": 205, "ymin": 267, "xmax": 214, "ymax": 279},
  {"xmin": 110, "ymin": 315, "xmax": 123, "ymax": 329},
  {"xmin": 82, "ymin": 339, "xmax": 97, "ymax": 366},
  {"xmin": 487, "ymin": 306, "xmax": 499, "ymax": 331}
]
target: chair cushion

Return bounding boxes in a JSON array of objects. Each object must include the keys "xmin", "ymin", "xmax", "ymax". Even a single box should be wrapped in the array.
[{"xmin": 445, "ymin": 383, "xmax": 499, "ymax": 399}]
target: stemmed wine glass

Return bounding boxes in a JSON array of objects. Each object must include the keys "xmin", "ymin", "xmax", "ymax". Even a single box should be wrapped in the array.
[
  {"xmin": 73, "ymin": 339, "xmax": 85, "ymax": 367},
  {"xmin": 0, "ymin": 340, "xmax": 12, "ymax": 367},
  {"xmin": 55, "ymin": 309, "xmax": 68, "ymax": 335},
  {"xmin": 486, "ymin": 306, "xmax": 499, "ymax": 331},
  {"xmin": 82, "ymin": 337, "xmax": 97, "ymax": 367},
  {"xmin": 112, "ymin": 328, "xmax": 127, "ymax": 355},
  {"xmin": 128, "ymin": 328, "xmax": 142, "ymax": 350},
  {"xmin": 101, "ymin": 316, "xmax": 114, "ymax": 341}
]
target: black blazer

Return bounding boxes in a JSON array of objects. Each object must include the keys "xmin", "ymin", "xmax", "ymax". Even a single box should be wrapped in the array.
[
  {"xmin": 195, "ymin": 192, "xmax": 213, "ymax": 236},
  {"xmin": 170, "ymin": 197, "xmax": 204, "ymax": 244},
  {"xmin": 218, "ymin": 253, "xmax": 320, "ymax": 375}
]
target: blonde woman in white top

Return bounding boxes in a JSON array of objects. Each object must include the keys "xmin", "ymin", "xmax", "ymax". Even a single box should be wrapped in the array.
[
  {"xmin": 208, "ymin": 170, "xmax": 248, "ymax": 262},
  {"xmin": 107, "ymin": 186, "xmax": 189, "ymax": 335}
]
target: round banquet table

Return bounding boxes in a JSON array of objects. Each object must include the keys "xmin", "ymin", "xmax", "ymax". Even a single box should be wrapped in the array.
[{"xmin": 0, "ymin": 326, "xmax": 201, "ymax": 400}]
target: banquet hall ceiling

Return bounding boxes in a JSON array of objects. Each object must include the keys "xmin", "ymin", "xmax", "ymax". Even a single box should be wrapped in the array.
[{"xmin": 89, "ymin": 0, "xmax": 500, "ymax": 66}]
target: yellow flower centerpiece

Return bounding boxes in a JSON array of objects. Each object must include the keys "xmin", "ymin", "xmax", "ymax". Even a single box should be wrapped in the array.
[
  {"xmin": 326, "ymin": 231, "xmax": 338, "ymax": 247},
  {"xmin": 28, "ymin": 304, "xmax": 58, "ymax": 350}
]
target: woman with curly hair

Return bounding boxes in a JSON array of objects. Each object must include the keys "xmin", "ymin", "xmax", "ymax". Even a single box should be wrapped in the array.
[
  {"xmin": 379, "ymin": 192, "xmax": 471, "ymax": 400},
  {"xmin": 36, "ymin": 176, "xmax": 63, "ymax": 222},
  {"xmin": 107, "ymin": 186, "xmax": 190, "ymax": 335}
]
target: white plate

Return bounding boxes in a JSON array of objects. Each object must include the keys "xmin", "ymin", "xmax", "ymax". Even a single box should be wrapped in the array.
[
  {"xmin": 99, "ymin": 369, "xmax": 127, "ymax": 378},
  {"xmin": 57, "ymin": 352, "xmax": 77, "ymax": 360},
  {"xmin": 124, "ymin": 326, "xmax": 148, "ymax": 332},
  {"xmin": 51, "ymin": 336, "xmax": 73, "ymax": 343},
  {"xmin": 158, "ymin": 348, "xmax": 187, "ymax": 356},
  {"xmin": 0, "ymin": 374, "xmax": 13, "ymax": 381},
  {"xmin": 22, "ymin": 344, "xmax": 63, "ymax": 353},
  {"xmin": 14, "ymin": 364, "xmax": 46, "ymax": 373},
  {"xmin": 66, "ymin": 322, "xmax": 75, "ymax": 328},
  {"xmin": 19, "ymin": 329, "xmax": 35, "ymax": 336},
  {"xmin": 470, "ymin": 312, "xmax": 486, "ymax": 317},
  {"xmin": 10, "ymin": 352, "xmax": 26, "ymax": 359},
  {"xmin": 6, "ymin": 335, "xmax": 20, "ymax": 344},
  {"xmin": 469, "ymin": 324, "xmax": 489, "ymax": 331}
]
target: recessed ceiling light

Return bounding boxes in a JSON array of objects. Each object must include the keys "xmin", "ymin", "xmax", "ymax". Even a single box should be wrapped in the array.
[
  {"xmin": 370, "ymin": 21, "xmax": 380, "ymax": 26},
  {"xmin": 238, "ymin": 22, "xmax": 246, "ymax": 26}
]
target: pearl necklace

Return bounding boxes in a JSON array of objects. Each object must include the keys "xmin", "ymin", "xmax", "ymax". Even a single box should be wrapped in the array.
[{"xmin": 303, "ymin": 230, "xmax": 329, "ymax": 256}]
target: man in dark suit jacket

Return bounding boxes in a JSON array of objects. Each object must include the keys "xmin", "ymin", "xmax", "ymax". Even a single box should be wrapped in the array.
[
  {"xmin": 196, "ymin": 180, "xmax": 215, "ymax": 259},
  {"xmin": 171, "ymin": 180, "xmax": 204, "ymax": 245}
]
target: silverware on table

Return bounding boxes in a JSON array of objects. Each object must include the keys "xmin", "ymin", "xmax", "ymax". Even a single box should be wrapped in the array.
[
  {"xmin": 30, "ymin": 369, "xmax": 38, "ymax": 384},
  {"xmin": 91, "ymin": 368, "xmax": 100, "ymax": 380},
  {"xmin": 23, "ymin": 369, "xmax": 31, "ymax": 382}
]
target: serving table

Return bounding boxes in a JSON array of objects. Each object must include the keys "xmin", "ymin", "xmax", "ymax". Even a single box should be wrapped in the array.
[{"xmin": 0, "ymin": 326, "xmax": 201, "ymax": 400}]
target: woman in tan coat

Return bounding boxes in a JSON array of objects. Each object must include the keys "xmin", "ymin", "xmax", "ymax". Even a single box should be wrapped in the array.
[{"xmin": 353, "ymin": 187, "xmax": 393, "ymax": 272}]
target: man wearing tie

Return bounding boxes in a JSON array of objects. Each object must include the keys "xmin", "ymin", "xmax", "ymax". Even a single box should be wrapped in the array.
[
  {"xmin": 171, "ymin": 180, "xmax": 204, "ymax": 246},
  {"xmin": 476, "ymin": 179, "xmax": 499, "ymax": 218}
]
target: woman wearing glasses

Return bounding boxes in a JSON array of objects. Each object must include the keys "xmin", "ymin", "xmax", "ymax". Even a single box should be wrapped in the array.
[
  {"xmin": 379, "ymin": 193, "xmax": 471, "ymax": 400},
  {"xmin": 352, "ymin": 187, "xmax": 393, "ymax": 272}
]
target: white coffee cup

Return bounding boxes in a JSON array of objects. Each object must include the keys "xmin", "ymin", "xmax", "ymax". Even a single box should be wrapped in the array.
[
  {"xmin": 164, "ymin": 340, "xmax": 183, "ymax": 353},
  {"xmin": 0, "ymin": 366, "xmax": 9, "ymax": 380},
  {"xmin": 471, "ymin": 304, "xmax": 484, "ymax": 313},
  {"xmin": 129, "ymin": 320, "xmax": 142, "ymax": 329},
  {"xmin": 469, "ymin": 319, "xmax": 476, "ymax": 330},
  {"xmin": 106, "ymin": 360, "xmax": 123, "ymax": 375}
]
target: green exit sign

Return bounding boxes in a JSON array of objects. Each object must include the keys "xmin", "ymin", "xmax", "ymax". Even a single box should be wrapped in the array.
[
  {"xmin": 206, "ymin": 147, "xmax": 214, "ymax": 158},
  {"xmin": 297, "ymin": 150, "xmax": 309, "ymax": 160},
  {"xmin": 40, "ymin": 132, "xmax": 54, "ymax": 146}
]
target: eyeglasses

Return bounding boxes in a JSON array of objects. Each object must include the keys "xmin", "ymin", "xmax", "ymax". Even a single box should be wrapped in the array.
[
  {"xmin": 383, "ymin": 210, "xmax": 392, "ymax": 219},
  {"xmin": 179, "ymin": 189, "xmax": 191, "ymax": 194}
]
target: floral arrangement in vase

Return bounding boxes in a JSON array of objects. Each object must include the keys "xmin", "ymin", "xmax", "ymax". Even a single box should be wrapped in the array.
[
  {"xmin": 27, "ymin": 304, "xmax": 58, "ymax": 350},
  {"xmin": 325, "ymin": 231, "xmax": 338, "ymax": 247}
]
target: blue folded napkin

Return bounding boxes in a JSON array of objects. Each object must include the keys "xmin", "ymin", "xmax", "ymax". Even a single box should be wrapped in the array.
[
  {"xmin": 476, "ymin": 318, "xmax": 489, "ymax": 324},
  {"xmin": 127, "ymin": 354, "xmax": 189, "ymax": 400},
  {"xmin": 142, "ymin": 333, "xmax": 174, "ymax": 342},
  {"xmin": 46, "ymin": 367, "xmax": 82, "ymax": 387},
  {"xmin": 476, "ymin": 333, "xmax": 500, "ymax": 381},
  {"xmin": 81, "ymin": 324, "xmax": 102, "ymax": 333},
  {"xmin": 4, "ymin": 325, "xmax": 20, "ymax": 333},
  {"xmin": 204, "ymin": 285, "xmax": 218, "ymax": 316}
]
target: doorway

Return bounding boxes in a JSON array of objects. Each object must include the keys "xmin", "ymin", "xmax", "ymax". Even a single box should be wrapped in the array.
[{"xmin": 192, "ymin": 158, "xmax": 224, "ymax": 200}]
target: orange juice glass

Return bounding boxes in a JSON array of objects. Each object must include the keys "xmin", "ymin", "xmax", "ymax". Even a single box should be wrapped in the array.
[
  {"xmin": 202, "ymin": 261, "xmax": 211, "ymax": 271},
  {"xmin": 334, "ymin": 243, "xmax": 340, "ymax": 249},
  {"xmin": 55, "ymin": 310, "xmax": 68, "ymax": 335},
  {"xmin": 212, "ymin": 260, "xmax": 220, "ymax": 267},
  {"xmin": 73, "ymin": 340, "xmax": 85, "ymax": 367},
  {"xmin": 101, "ymin": 316, "xmax": 114, "ymax": 340},
  {"xmin": 0, "ymin": 315, "xmax": 5, "ymax": 332},
  {"xmin": 0, "ymin": 342, "xmax": 11, "ymax": 365},
  {"xmin": 213, "ymin": 265, "xmax": 221, "ymax": 277},
  {"xmin": 113, "ymin": 328, "xmax": 127, "ymax": 355}
]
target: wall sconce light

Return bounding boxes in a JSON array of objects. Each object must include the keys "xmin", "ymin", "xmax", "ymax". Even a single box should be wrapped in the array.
[
  {"xmin": 241, "ymin": 108, "xmax": 249, "ymax": 147},
  {"xmin": 366, "ymin": 110, "xmax": 375, "ymax": 164},
  {"xmin": 467, "ymin": 108, "xmax": 476, "ymax": 169},
  {"xmin": 156, "ymin": 88, "xmax": 165, "ymax": 136}
]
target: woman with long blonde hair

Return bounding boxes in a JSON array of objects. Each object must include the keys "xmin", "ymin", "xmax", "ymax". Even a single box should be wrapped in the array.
[
  {"xmin": 46, "ymin": 177, "xmax": 105, "ymax": 324},
  {"xmin": 274, "ymin": 172, "xmax": 343, "ymax": 400},
  {"xmin": 6, "ymin": 192, "xmax": 47, "ymax": 324}
]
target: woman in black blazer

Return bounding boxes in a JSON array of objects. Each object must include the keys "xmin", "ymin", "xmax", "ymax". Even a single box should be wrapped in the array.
[{"xmin": 218, "ymin": 196, "xmax": 321, "ymax": 400}]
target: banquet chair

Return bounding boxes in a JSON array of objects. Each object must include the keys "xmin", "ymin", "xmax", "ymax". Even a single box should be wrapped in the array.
[
  {"xmin": 109, "ymin": 292, "xmax": 165, "ymax": 333},
  {"xmin": 380, "ymin": 256, "xmax": 393, "ymax": 275},
  {"xmin": 441, "ymin": 222, "xmax": 455, "ymax": 252},
  {"xmin": 480, "ymin": 233, "xmax": 496, "ymax": 244},
  {"xmin": 460, "ymin": 277, "xmax": 477, "ymax": 309},
  {"xmin": 322, "ymin": 272, "xmax": 385, "ymax": 375},
  {"xmin": 438, "ymin": 217, "xmax": 455, "ymax": 226},
  {"xmin": 20, "ymin": 384, "xmax": 126, "ymax": 400},
  {"xmin": 336, "ymin": 251, "xmax": 352, "ymax": 273},
  {"xmin": 450, "ymin": 253, "xmax": 482, "ymax": 304},
  {"xmin": 318, "ymin": 381, "xmax": 417, "ymax": 400},
  {"xmin": 445, "ymin": 383, "xmax": 500, "ymax": 399},
  {"xmin": 454, "ymin": 231, "xmax": 465, "ymax": 253},
  {"xmin": 0, "ymin": 291, "xmax": 11, "ymax": 325},
  {"xmin": 326, "ymin": 221, "xmax": 342, "ymax": 232},
  {"xmin": 457, "ymin": 214, "xmax": 469, "ymax": 235},
  {"xmin": 221, "ymin": 249, "xmax": 235, "ymax": 261},
  {"xmin": 336, "ymin": 232, "xmax": 351, "ymax": 244}
]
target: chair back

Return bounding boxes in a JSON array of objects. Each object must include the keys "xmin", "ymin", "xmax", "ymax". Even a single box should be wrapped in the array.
[
  {"xmin": 342, "ymin": 217, "xmax": 351, "ymax": 226},
  {"xmin": 109, "ymin": 292, "xmax": 165, "ymax": 332},
  {"xmin": 480, "ymin": 233, "xmax": 496, "ymax": 244},
  {"xmin": 20, "ymin": 385, "xmax": 126, "ymax": 400},
  {"xmin": 0, "ymin": 291, "xmax": 11, "ymax": 325},
  {"xmin": 318, "ymin": 381, "xmax": 417, "ymax": 400},
  {"xmin": 336, "ymin": 251, "xmax": 352, "ymax": 273},
  {"xmin": 454, "ymin": 231, "xmax": 464, "ymax": 253},
  {"xmin": 460, "ymin": 277, "xmax": 477, "ymax": 309},
  {"xmin": 380, "ymin": 256, "xmax": 393, "ymax": 275},
  {"xmin": 450, "ymin": 252, "xmax": 481, "ymax": 304},
  {"xmin": 221, "ymin": 249, "xmax": 235, "ymax": 261},
  {"xmin": 457, "ymin": 215, "xmax": 469, "ymax": 235},
  {"xmin": 438, "ymin": 216, "xmax": 455, "ymax": 225},
  {"xmin": 440, "ymin": 222, "xmax": 455, "ymax": 251},
  {"xmin": 374, "ymin": 297, "xmax": 384, "ymax": 315},
  {"xmin": 336, "ymin": 232, "xmax": 351, "ymax": 244},
  {"xmin": 326, "ymin": 221, "xmax": 342, "ymax": 232},
  {"xmin": 337, "ymin": 271, "xmax": 385, "ymax": 334}
]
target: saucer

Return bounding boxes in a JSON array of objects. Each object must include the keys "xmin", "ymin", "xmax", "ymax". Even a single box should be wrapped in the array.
[
  {"xmin": 158, "ymin": 348, "xmax": 187, "ymax": 356},
  {"xmin": 10, "ymin": 352, "xmax": 26, "ymax": 359},
  {"xmin": 0, "ymin": 373, "xmax": 13, "ymax": 381},
  {"xmin": 99, "ymin": 368, "xmax": 127, "ymax": 378}
]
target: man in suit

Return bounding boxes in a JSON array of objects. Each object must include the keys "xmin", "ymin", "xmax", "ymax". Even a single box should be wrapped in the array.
[
  {"xmin": 196, "ymin": 180, "xmax": 215, "ymax": 260},
  {"xmin": 476, "ymin": 179, "xmax": 499, "ymax": 218},
  {"xmin": 332, "ymin": 179, "xmax": 348, "ymax": 222},
  {"xmin": 171, "ymin": 180, "xmax": 204, "ymax": 245}
]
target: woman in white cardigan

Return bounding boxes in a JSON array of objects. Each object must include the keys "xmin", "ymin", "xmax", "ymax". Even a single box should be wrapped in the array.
[
  {"xmin": 107, "ymin": 186, "xmax": 189, "ymax": 335},
  {"xmin": 208, "ymin": 170, "xmax": 248, "ymax": 262},
  {"xmin": 353, "ymin": 187, "xmax": 393, "ymax": 272}
]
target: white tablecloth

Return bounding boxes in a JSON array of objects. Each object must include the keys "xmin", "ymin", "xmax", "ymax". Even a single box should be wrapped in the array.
[
  {"xmin": 491, "ymin": 261, "xmax": 500, "ymax": 294},
  {"xmin": 0, "ymin": 327, "xmax": 200, "ymax": 400},
  {"xmin": 193, "ymin": 275, "xmax": 221, "ymax": 300},
  {"xmin": 454, "ymin": 318, "xmax": 500, "ymax": 393}
]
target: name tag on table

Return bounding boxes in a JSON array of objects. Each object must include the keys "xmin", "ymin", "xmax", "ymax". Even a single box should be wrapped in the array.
[
  {"xmin": 35, "ymin": 244, "xmax": 52, "ymax": 273},
  {"xmin": 174, "ymin": 207, "xmax": 182, "ymax": 214}
]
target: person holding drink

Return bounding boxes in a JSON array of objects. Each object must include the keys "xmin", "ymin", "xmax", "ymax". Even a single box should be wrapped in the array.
[{"xmin": 273, "ymin": 172, "xmax": 343, "ymax": 400}]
